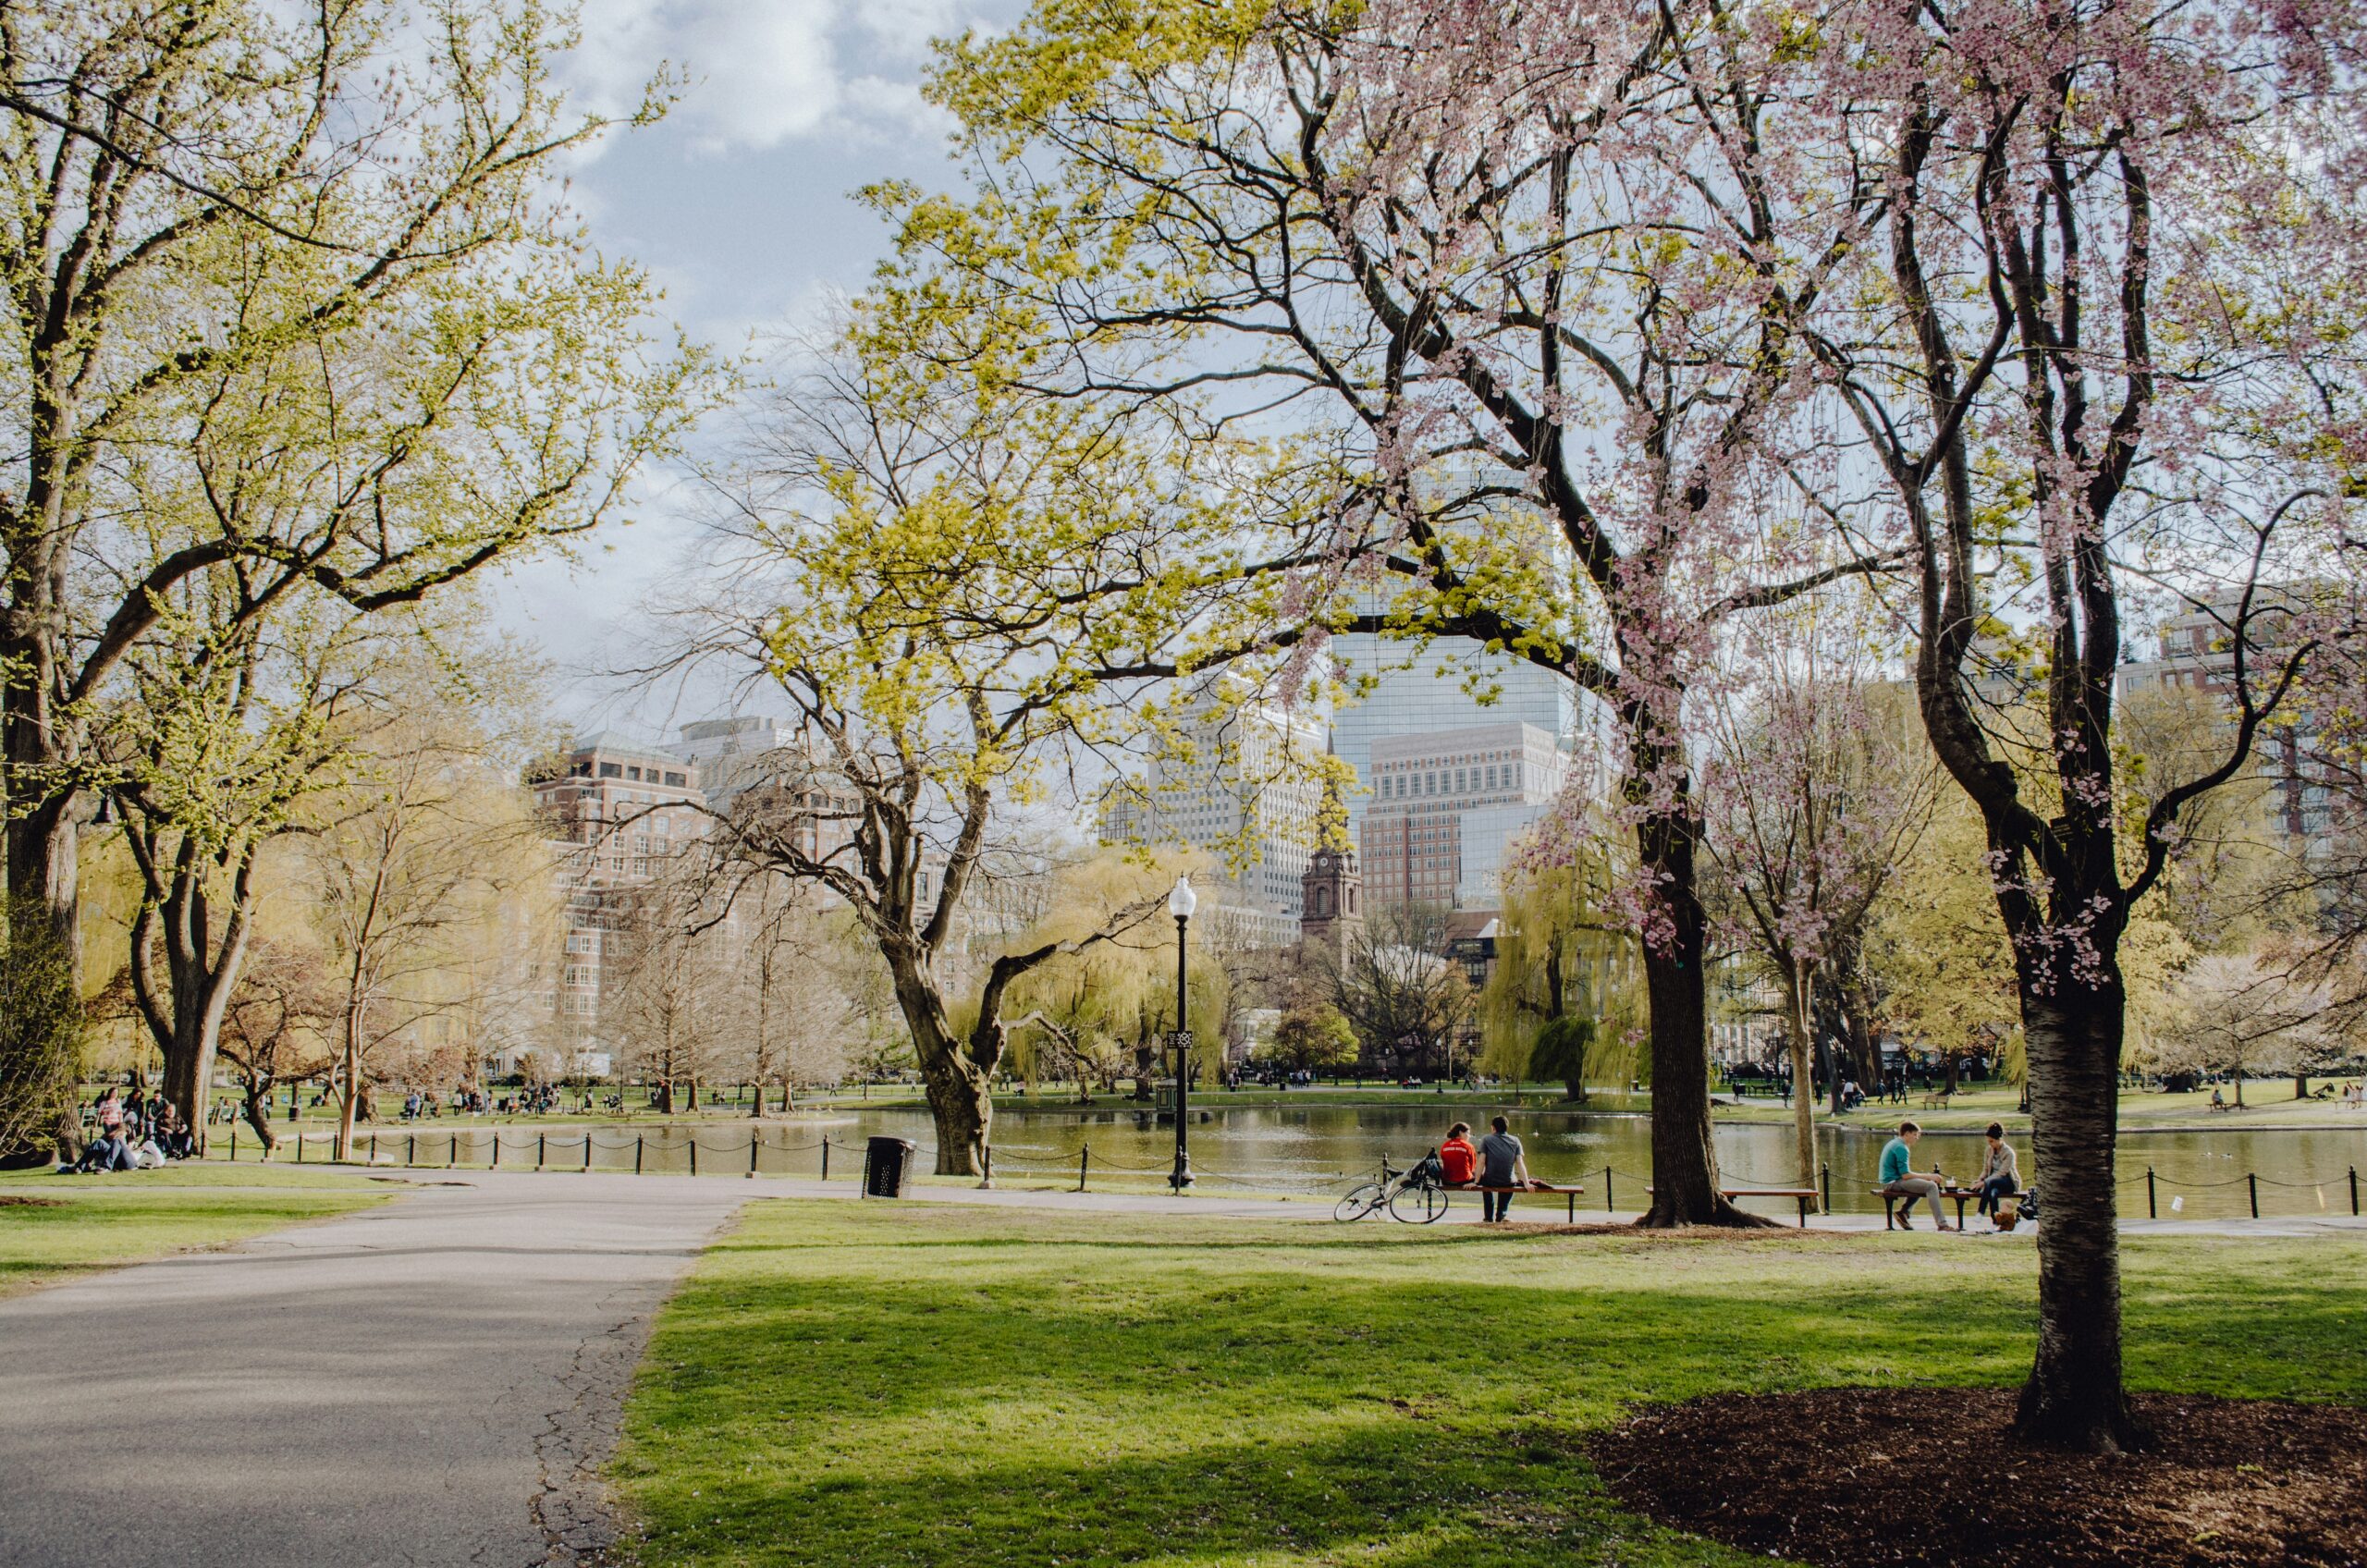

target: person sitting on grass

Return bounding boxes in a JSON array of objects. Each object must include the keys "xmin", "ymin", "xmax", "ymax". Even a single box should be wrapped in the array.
[
  {"xmin": 1879, "ymin": 1121, "xmax": 1955, "ymax": 1231},
  {"xmin": 153, "ymin": 1105, "xmax": 192, "ymax": 1160},
  {"xmin": 1478, "ymin": 1116, "xmax": 1533, "ymax": 1223},
  {"xmin": 69, "ymin": 1125, "xmax": 134, "ymax": 1173},
  {"xmin": 1974, "ymin": 1122, "xmax": 2019, "ymax": 1226},
  {"xmin": 1439, "ymin": 1122, "xmax": 1478, "ymax": 1186}
]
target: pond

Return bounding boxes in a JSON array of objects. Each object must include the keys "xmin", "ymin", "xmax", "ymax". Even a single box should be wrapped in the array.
[{"xmin": 359, "ymin": 1100, "xmax": 2367, "ymax": 1222}]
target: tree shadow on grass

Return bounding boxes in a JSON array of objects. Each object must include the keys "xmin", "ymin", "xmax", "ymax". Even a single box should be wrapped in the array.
[{"xmin": 613, "ymin": 1213, "xmax": 2367, "ymax": 1566}]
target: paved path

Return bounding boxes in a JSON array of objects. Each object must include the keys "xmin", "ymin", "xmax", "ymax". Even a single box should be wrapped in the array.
[
  {"xmin": 0, "ymin": 1173, "xmax": 746, "ymax": 1568},
  {"xmin": 6, "ymin": 1168, "xmax": 2361, "ymax": 1568}
]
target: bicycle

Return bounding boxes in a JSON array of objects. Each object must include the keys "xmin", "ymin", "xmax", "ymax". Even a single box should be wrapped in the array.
[{"xmin": 1333, "ymin": 1156, "xmax": 1452, "ymax": 1224}]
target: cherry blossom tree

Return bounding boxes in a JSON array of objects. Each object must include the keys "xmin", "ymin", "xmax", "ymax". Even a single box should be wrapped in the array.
[
  {"xmin": 894, "ymin": 0, "xmax": 1905, "ymax": 1224},
  {"xmin": 1799, "ymin": 0, "xmax": 2366, "ymax": 1447},
  {"xmin": 1699, "ymin": 596, "xmax": 1935, "ymax": 1192}
]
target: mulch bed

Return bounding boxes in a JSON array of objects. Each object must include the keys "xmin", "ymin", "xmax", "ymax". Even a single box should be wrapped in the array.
[{"xmin": 1589, "ymin": 1387, "xmax": 2367, "ymax": 1567}]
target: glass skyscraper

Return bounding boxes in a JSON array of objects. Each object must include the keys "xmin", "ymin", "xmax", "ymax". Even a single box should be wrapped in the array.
[{"xmin": 1329, "ymin": 628, "xmax": 1581, "ymax": 835}]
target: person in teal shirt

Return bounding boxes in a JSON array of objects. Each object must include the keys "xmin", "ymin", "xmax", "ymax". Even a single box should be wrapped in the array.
[{"xmin": 1880, "ymin": 1121, "xmax": 1954, "ymax": 1231}]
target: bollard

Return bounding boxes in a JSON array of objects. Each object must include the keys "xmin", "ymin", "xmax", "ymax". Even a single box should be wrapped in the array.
[
  {"xmin": 537, "ymin": 1133, "xmax": 546, "ymax": 1170},
  {"xmin": 820, "ymin": 1141, "xmax": 829, "ymax": 1181},
  {"xmin": 448, "ymin": 1133, "xmax": 458, "ymax": 1168},
  {"xmin": 1604, "ymin": 1165, "xmax": 1613, "ymax": 1214},
  {"xmin": 493, "ymin": 1133, "xmax": 501, "ymax": 1169},
  {"xmin": 583, "ymin": 1135, "xmax": 593, "ymax": 1172},
  {"xmin": 370, "ymin": 1133, "xmax": 378, "ymax": 1165},
  {"xmin": 2147, "ymin": 1166, "xmax": 2157, "ymax": 1219},
  {"xmin": 1079, "ymin": 1145, "xmax": 1090, "ymax": 1193},
  {"xmin": 750, "ymin": 1133, "xmax": 760, "ymax": 1179},
  {"xmin": 982, "ymin": 1146, "xmax": 993, "ymax": 1187},
  {"xmin": 2352, "ymin": 1166, "xmax": 2360, "ymax": 1217},
  {"xmin": 296, "ymin": 1131, "xmax": 304, "ymax": 1164},
  {"xmin": 229, "ymin": 1124, "xmax": 237, "ymax": 1161},
  {"xmin": 634, "ymin": 1133, "xmax": 644, "ymax": 1175},
  {"xmin": 2249, "ymin": 1171, "xmax": 2260, "ymax": 1219},
  {"xmin": 1819, "ymin": 1161, "xmax": 1831, "ymax": 1214},
  {"xmin": 690, "ymin": 1138, "xmax": 698, "ymax": 1177},
  {"xmin": 409, "ymin": 1132, "xmax": 416, "ymax": 1166}
]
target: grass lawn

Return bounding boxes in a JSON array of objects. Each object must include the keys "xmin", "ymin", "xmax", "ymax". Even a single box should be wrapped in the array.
[
  {"xmin": 0, "ymin": 1163, "xmax": 392, "ymax": 1300},
  {"xmin": 608, "ymin": 1203, "xmax": 2367, "ymax": 1568},
  {"xmin": 1711, "ymin": 1080, "xmax": 2367, "ymax": 1131}
]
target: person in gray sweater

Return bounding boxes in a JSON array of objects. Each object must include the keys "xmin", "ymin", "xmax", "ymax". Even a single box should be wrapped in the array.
[{"xmin": 1975, "ymin": 1122, "xmax": 2021, "ymax": 1224}]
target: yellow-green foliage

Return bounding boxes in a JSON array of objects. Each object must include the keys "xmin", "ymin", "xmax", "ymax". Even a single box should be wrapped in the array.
[{"xmin": 1479, "ymin": 828, "xmax": 1641, "ymax": 1087}]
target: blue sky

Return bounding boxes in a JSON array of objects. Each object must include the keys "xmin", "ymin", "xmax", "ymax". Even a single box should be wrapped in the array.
[{"xmin": 487, "ymin": 0, "xmax": 1019, "ymax": 737}]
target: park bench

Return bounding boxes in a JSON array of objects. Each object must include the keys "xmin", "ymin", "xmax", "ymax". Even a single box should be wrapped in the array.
[
  {"xmin": 1456, "ymin": 1182, "xmax": 1587, "ymax": 1222},
  {"xmin": 1873, "ymin": 1184, "xmax": 2027, "ymax": 1230},
  {"xmin": 1919, "ymin": 1089, "xmax": 1954, "ymax": 1109},
  {"xmin": 1647, "ymin": 1184, "xmax": 1822, "ymax": 1226}
]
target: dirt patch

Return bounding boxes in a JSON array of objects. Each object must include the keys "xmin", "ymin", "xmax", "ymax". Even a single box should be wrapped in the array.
[
  {"xmin": 0, "ymin": 1194, "xmax": 64, "ymax": 1208},
  {"xmin": 1589, "ymin": 1387, "xmax": 2367, "ymax": 1567}
]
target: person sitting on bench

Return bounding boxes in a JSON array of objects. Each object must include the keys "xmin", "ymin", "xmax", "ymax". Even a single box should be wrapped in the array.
[
  {"xmin": 1478, "ymin": 1116, "xmax": 1531, "ymax": 1223},
  {"xmin": 1974, "ymin": 1122, "xmax": 2019, "ymax": 1224},
  {"xmin": 1880, "ymin": 1121, "xmax": 1955, "ymax": 1231},
  {"xmin": 1439, "ymin": 1122, "xmax": 1478, "ymax": 1187}
]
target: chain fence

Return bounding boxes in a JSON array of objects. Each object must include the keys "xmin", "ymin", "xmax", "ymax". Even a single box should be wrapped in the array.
[{"xmin": 192, "ymin": 1125, "xmax": 2363, "ymax": 1220}]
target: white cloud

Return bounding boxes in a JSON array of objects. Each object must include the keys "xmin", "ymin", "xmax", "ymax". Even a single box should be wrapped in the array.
[{"xmin": 564, "ymin": 0, "xmax": 983, "ymax": 155}]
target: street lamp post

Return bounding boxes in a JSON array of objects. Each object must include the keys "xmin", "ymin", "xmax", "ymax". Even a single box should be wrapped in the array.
[{"xmin": 1168, "ymin": 875, "xmax": 1196, "ymax": 1191}]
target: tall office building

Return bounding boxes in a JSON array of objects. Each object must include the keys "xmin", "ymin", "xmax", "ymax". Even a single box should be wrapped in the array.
[
  {"xmin": 525, "ymin": 733, "xmax": 711, "ymax": 1071},
  {"xmin": 1329, "ymin": 629, "xmax": 1579, "ymax": 837},
  {"xmin": 1358, "ymin": 721, "xmax": 1573, "ymax": 909},
  {"xmin": 1099, "ymin": 679, "xmax": 1323, "ymax": 939}
]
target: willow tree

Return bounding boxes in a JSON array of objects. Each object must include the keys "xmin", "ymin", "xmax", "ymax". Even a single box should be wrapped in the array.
[
  {"xmin": 697, "ymin": 338, "xmax": 1323, "ymax": 1175},
  {"xmin": 891, "ymin": 0, "xmax": 1905, "ymax": 1222},
  {"xmin": 1479, "ymin": 818, "xmax": 1640, "ymax": 1099}
]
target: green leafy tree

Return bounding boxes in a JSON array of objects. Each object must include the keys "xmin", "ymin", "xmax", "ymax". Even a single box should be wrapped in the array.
[
  {"xmin": 704, "ymin": 339, "xmax": 1312, "ymax": 1175},
  {"xmin": 1478, "ymin": 822, "xmax": 1640, "ymax": 1099},
  {"xmin": 0, "ymin": 0, "xmax": 714, "ymax": 1145},
  {"xmin": 1257, "ymin": 1002, "xmax": 1356, "ymax": 1075},
  {"xmin": 1527, "ymin": 1017, "xmax": 1596, "ymax": 1105}
]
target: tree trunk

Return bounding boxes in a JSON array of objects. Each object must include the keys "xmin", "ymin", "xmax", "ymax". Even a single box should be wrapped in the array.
[
  {"xmin": 2015, "ymin": 982, "xmax": 2141, "ymax": 1452},
  {"xmin": 1633, "ymin": 798, "xmax": 1766, "ymax": 1228},
  {"xmin": 241, "ymin": 1092, "xmax": 279, "ymax": 1156},
  {"xmin": 2294, "ymin": 1073, "xmax": 2309, "ymax": 1101},
  {"xmin": 920, "ymin": 1056, "xmax": 990, "ymax": 1177},
  {"xmin": 748, "ymin": 1080, "xmax": 765, "ymax": 1119},
  {"xmin": 656, "ymin": 1079, "xmax": 675, "ymax": 1115},
  {"xmin": 337, "ymin": 1011, "xmax": 362, "ymax": 1161},
  {"xmin": 880, "ymin": 942, "xmax": 993, "ymax": 1176},
  {"xmin": 1783, "ymin": 961, "xmax": 1819, "ymax": 1201}
]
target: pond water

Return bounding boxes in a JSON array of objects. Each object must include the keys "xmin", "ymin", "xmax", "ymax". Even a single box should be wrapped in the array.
[{"xmin": 364, "ymin": 1101, "xmax": 2367, "ymax": 1222}]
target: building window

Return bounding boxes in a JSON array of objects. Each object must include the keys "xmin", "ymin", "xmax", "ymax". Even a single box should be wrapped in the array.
[{"xmin": 598, "ymin": 763, "xmax": 621, "ymax": 778}]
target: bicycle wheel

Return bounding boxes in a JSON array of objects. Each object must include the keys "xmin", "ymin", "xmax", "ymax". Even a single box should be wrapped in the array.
[
  {"xmin": 1334, "ymin": 1182, "xmax": 1385, "ymax": 1222},
  {"xmin": 1390, "ymin": 1183, "xmax": 1448, "ymax": 1224}
]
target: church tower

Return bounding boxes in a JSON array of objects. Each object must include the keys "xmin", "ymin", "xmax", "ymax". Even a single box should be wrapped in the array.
[{"xmin": 1299, "ymin": 733, "xmax": 1363, "ymax": 954}]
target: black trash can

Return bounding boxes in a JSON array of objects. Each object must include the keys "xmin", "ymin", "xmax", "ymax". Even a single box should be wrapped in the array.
[{"xmin": 863, "ymin": 1135, "xmax": 915, "ymax": 1198}]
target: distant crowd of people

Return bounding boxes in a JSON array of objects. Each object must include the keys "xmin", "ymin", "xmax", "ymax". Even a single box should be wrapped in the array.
[{"xmin": 56, "ymin": 1086, "xmax": 194, "ymax": 1173}]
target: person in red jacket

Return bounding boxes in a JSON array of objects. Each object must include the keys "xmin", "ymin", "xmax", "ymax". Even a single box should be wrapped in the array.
[{"xmin": 1438, "ymin": 1121, "xmax": 1478, "ymax": 1186}]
